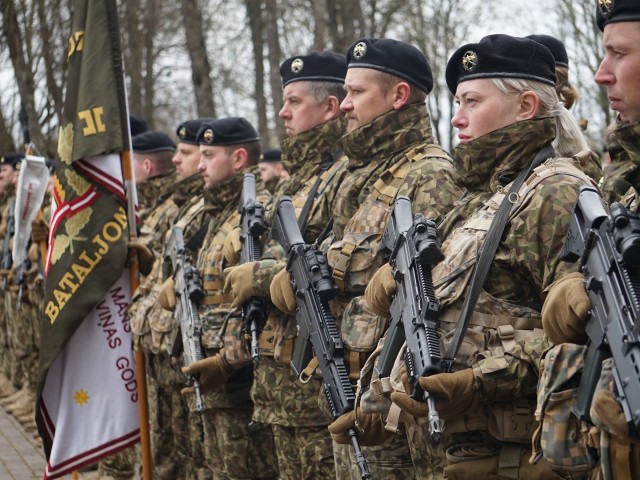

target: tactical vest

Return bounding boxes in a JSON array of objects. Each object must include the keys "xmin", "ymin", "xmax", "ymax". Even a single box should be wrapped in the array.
[
  {"xmin": 326, "ymin": 145, "xmax": 448, "ymax": 378},
  {"xmin": 362, "ymin": 159, "xmax": 592, "ymax": 444},
  {"xmin": 257, "ymin": 158, "xmax": 349, "ymax": 364},
  {"xmin": 139, "ymin": 197, "xmax": 178, "ymax": 253},
  {"xmin": 130, "ymin": 198, "xmax": 205, "ymax": 353}
]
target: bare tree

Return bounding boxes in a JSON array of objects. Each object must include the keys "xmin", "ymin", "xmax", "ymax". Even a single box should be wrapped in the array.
[
  {"xmin": 245, "ymin": 0, "xmax": 270, "ymax": 144},
  {"xmin": 264, "ymin": 0, "xmax": 285, "ymax": 143}
]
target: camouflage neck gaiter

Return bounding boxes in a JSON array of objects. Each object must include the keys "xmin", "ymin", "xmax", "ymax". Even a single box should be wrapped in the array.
[
  {"xmin": 172, "ymin": 173, "xmax": 204, "ymax": 207},
  {"xmin": 281, "ymin": 115, "xmax": 347, "ymax": 177},
  {"xmin": 204, "ymin": 170, "xmax": 244, "ymax": 213},
  {"xmin": 612, "ymin": 121, "xmax": 640, "ymax": 190},
  {"xmin": 341, "ymin": 102, "xmax": 435, "ymax": 169},
  {"xmin": 453, "ymin": 116, "xmax": 557, "ymax": 192}
]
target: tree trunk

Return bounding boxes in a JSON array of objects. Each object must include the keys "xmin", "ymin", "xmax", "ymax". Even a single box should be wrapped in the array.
[
  {"xmin": 264, "ymin": 0, "xmax": 285, "ymax": 144},
  {"xmin": 245, "ymin": 0, "xmax": 269, "ymax": 145},
  {"xmin": 181, "ymin": 0, "xmax": 216, "ymax": 118}
]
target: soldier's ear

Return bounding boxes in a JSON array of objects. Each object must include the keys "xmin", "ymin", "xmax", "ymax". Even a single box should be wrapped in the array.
[
  {"xmin": 324, "ymin": 96, "xmax": 341, "ymax": 121},
  {"xmin": 392, "ymin": 82, "xmax": 411, "ymax": 110},
  {"xmin": 515, "ymin": 90, "xmax": 539, "ymax": 121},
  {"xmin": 232, "ymin": 148, "xmax": 249, "ymax": 172}
]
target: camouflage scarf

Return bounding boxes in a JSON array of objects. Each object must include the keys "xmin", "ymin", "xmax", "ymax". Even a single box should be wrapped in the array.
[
  {"xmin": 171, "ymin": 173, "xmax": 204, "ymax": 207},
  {"xmin": 341, "ymin": 102, "xmax": 435, "ymax": 169},
  {"xmin": 204, "ymin": 169, "xmax": 244, "ymax": 215},
  {"xmin": 453, "ymin": 116, "xmax": 556, "ymax": 192},
  {"xmin": 278, "ymin": 116, "xmax": 347, "ymax": 196},
  {"xmin": 612, "ymin": 120, "xmax": 640, "ymax": 190}
]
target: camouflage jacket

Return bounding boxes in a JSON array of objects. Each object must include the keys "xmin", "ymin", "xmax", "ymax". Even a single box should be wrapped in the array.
[
  {"xmin": 326, "ymin": 103, "xmax": 461, "ymax": 363},
  {"xmin": 136, "ymin": 170, "xmax": 175, "ymax": 222},
  {"xmin": 609, "ymin": 120, "xmax": 640, "ymax": 211}
]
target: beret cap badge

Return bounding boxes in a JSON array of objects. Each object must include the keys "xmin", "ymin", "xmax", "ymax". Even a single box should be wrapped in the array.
[
  {"xmin": 462, "ymin": 51, "xmax": 478, "ymax": 72},
  {"xmin": 598, "ymin": 0, "xmax": 614, "ymax": 17},
  {"xmin": 291, "ymin": 58, "xmax": 304, "ymax": 73},
  {"xmin": 353, "ymin": 42, "xmax": 367, "ymax": 59},
  {"xmin": 178, "ymin": 126, "xmax": 186, "ymax": 139},
  {"xmin": 203, "ymin": 129, "xmax": 214, "ymax": 144}
]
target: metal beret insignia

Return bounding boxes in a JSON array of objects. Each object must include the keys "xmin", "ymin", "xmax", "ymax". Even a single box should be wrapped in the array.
[
  {"xmin": 598, "ymin": 0, "xmax": 613, "ymax": 17},
  {"xmin": 353, "ymin": 42, "xmax": 367, "ymax": 60},
  {"xmin": 203, "ymin": 129, "xmax": 214, "ymax": 144},
  {"xmin": 178, "ymin": 126, "xmax": 186, "ymax": 139},
  {"xmin": 462, "ymin": 51, "xmax": 478, "ymax": 72},
  {"xmin": 291, "ymin": 58, "xmax": 304, "ymax": 74},
  {"xmin": 0, "ymin": 157, "xmax": 4, "ymax": 164}
]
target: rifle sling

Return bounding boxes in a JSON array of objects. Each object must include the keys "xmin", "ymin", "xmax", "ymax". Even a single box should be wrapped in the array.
[
  {"xmin": 297, "ymin": 149, "xmax": 340, "ymax": 236},
  {"xmin": 441, "ymin": 143, "xmax": 554, "ymax": 373},
  {"xmin": 185, "ymin": 222, "xmax": 209, "ymax": 255}
]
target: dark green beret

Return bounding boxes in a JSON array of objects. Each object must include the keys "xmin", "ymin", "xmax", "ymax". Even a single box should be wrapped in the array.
[
  {"xmin": 526, "ymin": 34, "xmax": 569, "ymax": 68},
  {"xmin": 446, "ymin": 34, "xmax": 556, "ymax": 95},
  {"xmin": 132, "ymin": 130, "xmax": 176, "ymax": 154},
  {"xmin": 597, "ymin": 0, "xmax": 640, "ymax": 31},
  {"xmin": 176, "ymin": 118, "xmax": 215, "ymax": 145},
  {"xmin": 129, "ymin": 114, "xmax": 148, "ymax": 137},
  {"xmin": 346, "ymin": 38, "xmax": 433, "ymax": 94},
  {"xmin": 280, "ymin": 51, "xmax": 347, "ymax": 87},
  {"xmin": 196, "ymin": 117, "xmax": 260, "ymax": 146},
  {"xmin": 259, "ymin": 148, "xmax": 282, "ymax": 163},
  {"xmin": 0, "ymin": 152, "xmax": 24, "ymax": 169}
]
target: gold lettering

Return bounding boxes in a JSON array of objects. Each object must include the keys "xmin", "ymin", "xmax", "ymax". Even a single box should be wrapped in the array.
[
  {"xmin": 79, "ymin": 249, "xmax": 102, "ymax": 270},
  {"xmin": 114, "ymin": 207, "xmax": 128, "ymax": 229},
  {"xmin": 92, "ymin": 234, "xmax": 110, "ymax": 255},
  {"xmin": 67, "ymin": 31, "xmax": 84, "ymax": 60},
  {"xmin": 46, "ymin": 302, "xmax": 59, "ymax": 324},
  {"xmin": 78, "ymin": 109, "xmax": 96, "ymax": 136},
  {"xmin": 102, "ymin": 221, "xmax": 122, "ymax": 242},
  {"xmin": 54, "ymin": 289, "xmax": 71, "ymax": 309},
  {"xmin": 71, "ymin": 262, "xmax": 92, "ymax": 283},
  {"xmin": 59, "ymin": 272, "xmax": 79, "ymax": 294},
  {"xmin": 92, "ymin": 107, "xmax": 106, "ymax": 133}
]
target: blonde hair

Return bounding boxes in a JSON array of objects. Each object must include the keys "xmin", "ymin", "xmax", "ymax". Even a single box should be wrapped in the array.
[
  {"xmin": 555, "ymin": 66, "xmax": 579, "ymax": 110},
  {"xmin": 490, "ymin": 78, "xmax": 589, "ymax": 158}
]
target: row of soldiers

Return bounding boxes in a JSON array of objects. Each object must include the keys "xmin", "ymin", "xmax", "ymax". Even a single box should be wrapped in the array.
[{"xmin": 1, "ymin": 0, "xmax": 639, "ymax": 478}]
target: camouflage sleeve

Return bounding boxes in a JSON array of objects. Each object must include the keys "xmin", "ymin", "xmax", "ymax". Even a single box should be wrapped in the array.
[
  {"xmin": 600, "ymin": 157, "xmax": 636, "ymax": 205},
  {"xmin": 404, "ymin": 156, "xmax": 462, "ymax": 225},
  {"xmin": 251, "ymin": 257, "xmax": 286, "ymax": 298}
]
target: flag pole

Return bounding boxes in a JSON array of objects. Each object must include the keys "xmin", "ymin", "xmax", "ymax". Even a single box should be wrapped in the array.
[{"xmin": 121, "ymin": 146, "xmax": 153, "ymax": 480}]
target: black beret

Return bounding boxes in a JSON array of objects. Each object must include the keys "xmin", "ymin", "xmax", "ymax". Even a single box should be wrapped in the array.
[
  {"xmin": 526, "ymin": 34, "xmax": 569, "ymax": 68},
  {"xmin": 129, "ymin": 114, "xmax": 148, "ymax": 136},
  {"xmin": 346, "ymin": 38, "xmax": 433, "ymax": 94},
  {"xmin": 446, "ymin": 34, "xmax": 556, "ymax": 95},
  {"xmin": 176, "ymin": 118, "xmax": 215, "ymax": 145},
  {"xmin": 132, "ymin": 130, "xmax": 176, "ymax": 154},
  {"xmin": 196, "ymin": 117, "xmax": 260, "ymax": 146},
  {"xmin": 596, "ymin": 0, "xmax": 640, "ymax": 31},
  {"xmin": 280, "ymin": 51, "xmax": 347, "ymax": 88},
  {"xmin": 259, "ymin": 148, "xmax": 282, "ymax": 163},
  {"xmin": 0, "ymin": 152, "xmax": 24, "ymax": 169}
]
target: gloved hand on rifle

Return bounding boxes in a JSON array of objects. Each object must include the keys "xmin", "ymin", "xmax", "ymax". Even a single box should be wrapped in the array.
[
  {"xmin": 158, "ymin": 278, "xmax": 176, "ymax": 311},
  {"xmin": 390, "ymin": 369, "xmax": 480, "ymax": 420},
  {"xmin": 128, "ymin": 240, "xmax": 155, "ymax": 276},
  {"xmin": 328, "ymin": 406, "xmax": 393, "ymax": 447},
  {"xmin": 541, "ymin": 272, "xmax": 590, "ymax": 345},
  {"xmin": 591, "ymin": 389, "xmax": 640, "ymax": 444},
  {"xmin": 223, "ymin": 262, "xmax": 257, "ymax": 308},
  {"xmin": 364, "ymin": 264, "xmax": 396, "ymax": 318},
  {"xmin": 222, "ymin": 227, "xmax": 242, "ymax": 266},
  {"xmin": 181, "ymin": 353, "xmax": 232, "ymax": 395},
  {"xmin": 270, "ymin": 268, "xmax": 296, "ymax": 315},
  {"xmin": 31, "ymin": 217, "xmax": 49, "ymax": 243}
]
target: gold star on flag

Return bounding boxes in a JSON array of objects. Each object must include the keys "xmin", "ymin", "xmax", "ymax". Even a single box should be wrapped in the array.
[{"xmin": 73, "ymin": 389, "xmax": 90, "ymax": 406}]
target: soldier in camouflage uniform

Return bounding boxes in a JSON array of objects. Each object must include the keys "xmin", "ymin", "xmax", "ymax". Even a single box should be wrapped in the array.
[
  {"xmin": 334, "ymin": 35, "xmax": 597, "ymax": 480},
  {"xmin": 221, "ymin": 51, "xmax": 349, "ymax": 479},
  {"xmin": 126, "ymin": 118, "xmax": 211, "ymax": 480},
  {"xmin": 542, "ymin": 2, "xmax": 640, "ymax": 478},
  {"xmin": 160, "ymin": 117, "xmax": 278, "ymax": 480},
  {"xmin": 131, "ymin": 130, "xmax": 176, "ymax": 221},
  {"xmin": 268, "ymin": 39, "xmax": 462, "ymax": 479},
  {"xmin": 257, "ymin": 148, "xmax": 288, "ymax": 194}
]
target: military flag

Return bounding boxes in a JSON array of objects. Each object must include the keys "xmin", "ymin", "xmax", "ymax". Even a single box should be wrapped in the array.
[{"xmin": 35, "ymin": 1, "xmax": 140, "ymax": 478}]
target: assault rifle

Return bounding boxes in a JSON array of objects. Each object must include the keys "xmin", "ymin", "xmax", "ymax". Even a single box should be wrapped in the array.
[
  {"xmin": 374, "ymin": 196, "xmax": 444, "ymax": 444},
  {"xmin": 164, "ymin": 226, "xmax": 206, "ymax": 422},
  {"xmin": 560, "ymin": 185, "xmax": 640, "ymax": 436},
  {"xmin": 238, "ymin": 173, "xmax": 267, "ymax": 361},
  {"xmin": 272, "ymin": 196, "xmax": 370, "ymax": 480},
  {"xmin": 2, "ymin": 197, "xmax": 16, "ymax": 290}
]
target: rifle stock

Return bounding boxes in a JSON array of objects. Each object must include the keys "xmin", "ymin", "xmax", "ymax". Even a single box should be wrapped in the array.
[
  {"xmin": 273, "ymin": 196, "xmax": 370, "ymax": 480},
  {"xmin": 560, "ymin": 185, "xmax": 640, "ymax": 435}
]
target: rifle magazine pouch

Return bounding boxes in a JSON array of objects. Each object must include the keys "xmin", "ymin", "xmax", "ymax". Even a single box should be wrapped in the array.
[
  {"xmin": 532, "ymin": 343, "xmax": 597, "ymax": 478},
  {"xmin": 340, "ymin": 296, "xmax": 388, "ymax": 354},
  {"xmin": 222, "ymin": 316, "xmax": 252, "ymax": 366}
]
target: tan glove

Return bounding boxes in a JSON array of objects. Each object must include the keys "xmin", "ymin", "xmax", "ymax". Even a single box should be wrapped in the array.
[
  {"xmin": 364, "ymin": 263, "xmax": 396, "ymax": 318},
  {"xmin": 327, "ymin": 409, "xmax": 392, "ymax": 446},
  {"xmin": 270, "ymin": 268, "xmax": 296, "ymax": 315},
  {"xmin": 158, "ymin": 278, "xmax": 176, "ymax": 311},
  {"xmin": 223, "ymin": 227, "xmax": 242, "ymax": 266},
  {"xmin": 392, "ymin": 369, "xmax": 480, "ymax": 420},
  {"xmin": 128, "ymin": 240, "xmax": 155, "ymax": 276},
  {"xmin": 31, "ymin": 217, "xmax": 49, "ymax": 243},
  {"xmin": 223, "ymin": 263, "xmax": 256, "ymax": 308},
  {"xmin": 590, "ymin": 389, "xmax": 640, "ymax": 444},
  {"xmin": 542, "ymin": 272, "xmax": 590, "ymax": 344},
  {"xmin": 181, "ymin": 353, "xmax": 232, "ymax": 395}
]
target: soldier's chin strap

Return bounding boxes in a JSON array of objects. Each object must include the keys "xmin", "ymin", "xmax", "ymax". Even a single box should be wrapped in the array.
[{"xmin": 441, "ymin": 143, "xmax": 554, "ymax": 373}]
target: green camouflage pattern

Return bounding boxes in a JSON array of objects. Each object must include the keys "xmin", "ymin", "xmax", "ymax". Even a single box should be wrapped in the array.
[
  {"xmin": 270, "ymin": 423, "xmax": 335, "ymax": 479},
  {"xmin": 202, "ymin": 408, "xmax": 278, "ymax": 479},
  {"xmin": 137, "ymin": 170, "xmax": 176, "ymax": 222},
  {"xmin": 333, "ymin": 434, "xmax": 415, "ymax": 480},
  {"xmin": 532, "ymin": 343, "xmax": 596, "ymax": 478},
  {"xmin": 606, "ymin": 121, "xmax": 640, "ymax": 209}
]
